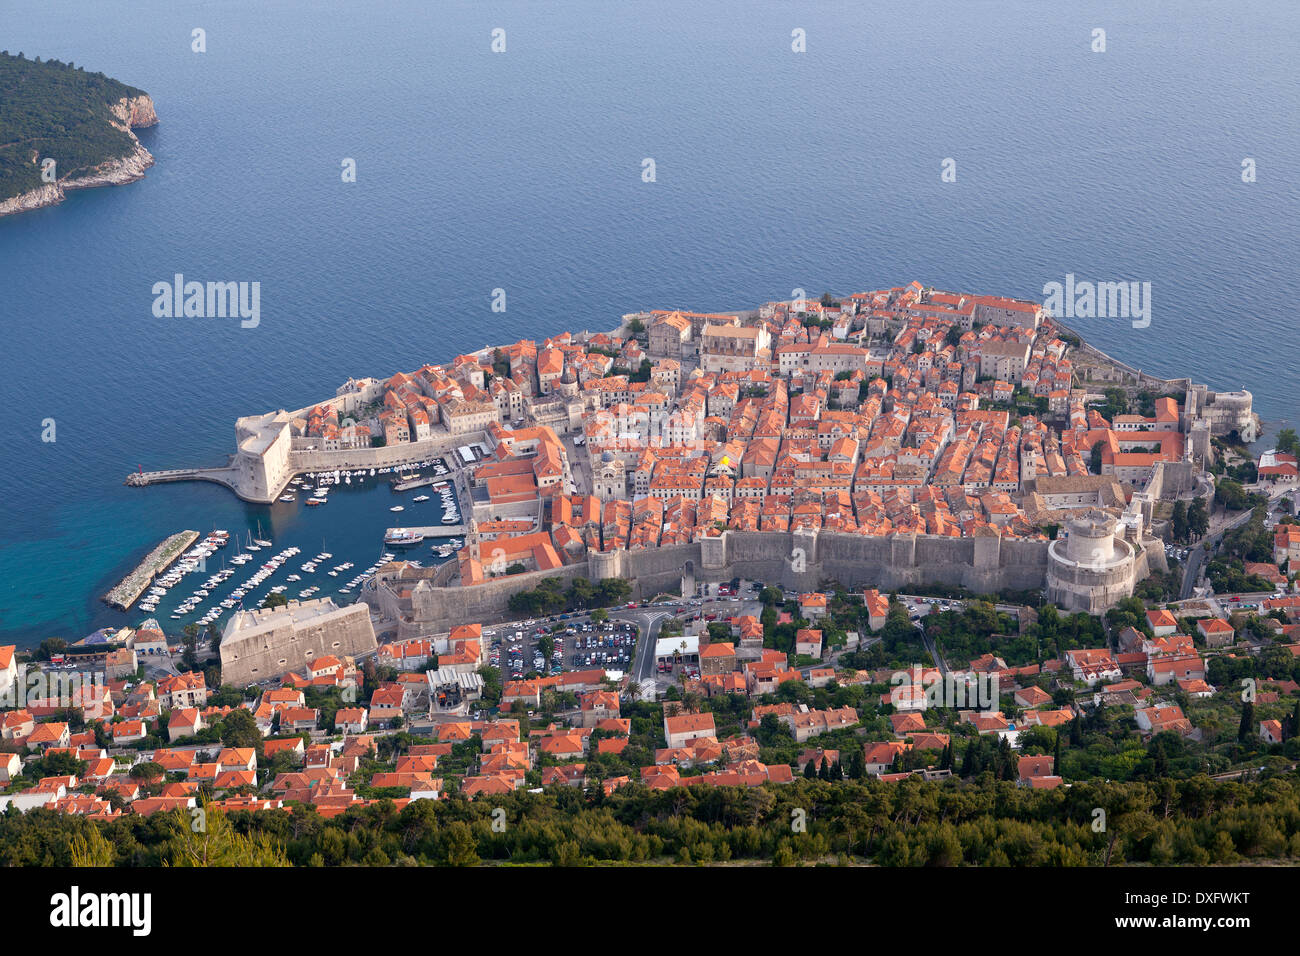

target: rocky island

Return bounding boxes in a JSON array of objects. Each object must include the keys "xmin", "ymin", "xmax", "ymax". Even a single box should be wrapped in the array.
[{"xmin": 0, "ymin": 51, "xmax": 158, "ymax": 217}]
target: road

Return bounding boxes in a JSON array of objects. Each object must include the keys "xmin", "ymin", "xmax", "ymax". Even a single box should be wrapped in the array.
[
  {"xmin": 1178, "ymin": 484, "xmax": 1293, "ymax": 600},
  {"xmin": 611, "ymin": 606, "xmax": 678, "ymax": 697}
]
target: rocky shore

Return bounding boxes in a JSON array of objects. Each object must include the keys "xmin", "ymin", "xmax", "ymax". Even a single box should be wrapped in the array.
[{"xmin": 0, "ymin": 93, "xmax": 158, "ymax": 217}]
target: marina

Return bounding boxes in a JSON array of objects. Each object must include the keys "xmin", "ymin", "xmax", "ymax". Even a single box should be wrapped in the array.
[{"xmin": 94, "ymin": 462, "xmax": 470, "ymax": 632}]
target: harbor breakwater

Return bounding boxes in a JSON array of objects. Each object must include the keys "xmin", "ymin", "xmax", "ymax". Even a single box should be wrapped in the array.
[{"xmin": 102, "ymin": 529, "xmax": 198, "ymax": 611}]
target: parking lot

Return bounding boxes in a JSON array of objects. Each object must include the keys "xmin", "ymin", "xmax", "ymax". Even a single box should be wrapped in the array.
[
  {"xmin": 565, "ymin": 619, "xmax": 637, "ymax": 671},
  {"xmin": 486, "ymin": 613, "xmax": 638, "ymax": 680}
]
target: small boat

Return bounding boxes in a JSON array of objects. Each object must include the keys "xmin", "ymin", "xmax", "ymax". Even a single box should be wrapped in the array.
[
  {"xmin": 390, "ymin": 506, "xmax": 405, "ymax": 513},
  {"xmin": 385, "ymin": 528, "xmax": 424, "ymax": 547},
  {"xmin": 279, "ymin": 494, "xmax": 296, "ymax": 502},
  {"xmin": 306, "ymin": 498, "xmax": 326, "ymax": 506},
  {"xmin": 413, "ymin": 495, "xmax": 430, "ymax": 502}
]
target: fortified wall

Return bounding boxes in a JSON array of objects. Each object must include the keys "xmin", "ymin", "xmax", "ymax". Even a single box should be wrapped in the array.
[
  {"xmin": 223, "ymin": 418, "xmax": 490, "ymax": 503},
  {"xmin": 1045, "ymin": 511, "xmax": 1146, "ymax": 614},
  {"xmin": 286, "ymin": 429, "xmax": 489, "ymax": 475},
  {"xmin": 371, "ymin": 527, "xmax": 1113, "ymax": 637},
  {"xmin": 220, "ymin": 597, "xmax": 376, "ymax": 686}
]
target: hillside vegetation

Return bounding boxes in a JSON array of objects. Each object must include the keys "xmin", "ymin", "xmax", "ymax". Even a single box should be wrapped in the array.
[{"xmin": 0, "ymin": 51, "xmax": 145, "ymax": 200}]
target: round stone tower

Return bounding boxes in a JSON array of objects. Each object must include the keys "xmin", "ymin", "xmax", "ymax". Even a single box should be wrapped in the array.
[{"xmin": 1046, "ymin": 509, "xmax": 1138, "ymax": 613}]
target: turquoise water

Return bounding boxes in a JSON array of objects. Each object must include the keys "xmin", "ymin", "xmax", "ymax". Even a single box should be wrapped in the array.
[{"xmin": 1, "ymin": 0, "xmax": 1297, "ymax": 646}]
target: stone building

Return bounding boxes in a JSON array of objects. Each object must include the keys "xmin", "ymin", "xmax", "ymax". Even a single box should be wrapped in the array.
[
  {"xmin": 219, "ymin": 598, "xmax": 376, "ymax": 687},
  {"xmin": 1045, "ymin": 511, "xmax": 1141, "ymax": 614}
]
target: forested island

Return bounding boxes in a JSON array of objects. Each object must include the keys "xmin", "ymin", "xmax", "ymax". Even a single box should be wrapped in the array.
[{"xmin": 0, "ymin": 51, "xmax": 158, "ymax": 216}]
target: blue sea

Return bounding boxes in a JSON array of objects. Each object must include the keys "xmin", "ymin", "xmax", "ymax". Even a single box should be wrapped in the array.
[{"xmin": 1, "ymin": 0, "xmax": 1297, "ymax": 647}]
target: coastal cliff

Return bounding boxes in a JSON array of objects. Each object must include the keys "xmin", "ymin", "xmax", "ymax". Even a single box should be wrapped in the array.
[
  {"xmin": 0, "ymin": 94, "xmax": 158, "ymax": 217},
  {"xmin": 0, "ymin": 52, "xmax": 161, "ymax": 217}
]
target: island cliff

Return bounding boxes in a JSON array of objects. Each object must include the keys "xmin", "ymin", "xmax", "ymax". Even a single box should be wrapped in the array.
[
  {"xmin": 0, "ymin": 93, "xmax": 158, "ymax": 217},
  {"xmin": 0, "ymin": 52, "xmax": 160, "ymax": 217}
]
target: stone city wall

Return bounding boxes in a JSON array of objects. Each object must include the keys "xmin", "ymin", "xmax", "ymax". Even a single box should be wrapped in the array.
[{"xmin": 382, "ymin": 529, "xmax": 1061, "ymax": 635}]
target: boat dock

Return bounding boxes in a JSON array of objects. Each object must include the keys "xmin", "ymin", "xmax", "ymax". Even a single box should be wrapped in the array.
[
  {"xmin": 391, "ymin": 475, "xmax": 449, "ymax": 492},
  {"xmin": 385, "ymin": 524, "xmax": 468, "ymax": 539},
  {"xmin": 103, "ymin": 530, "xmax": 200, "ymax": 610}
]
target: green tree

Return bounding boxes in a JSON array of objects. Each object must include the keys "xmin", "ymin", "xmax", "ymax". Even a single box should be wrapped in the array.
[
  {"xmin": 1171, "ymin": 501, "xmax": 1189, "ymax": 541},
  {"xmin": 1188, "ymin": 498, "xmax": 1209, "ymax": 538},
  {"xmin": 220, "ymin": 708, "xmax": 263, "ymax": 753},
  {"xmin": 129, "ymin": 761, "xmax": 164, "ymax": 781},
  {"xmin": 443, "ymin": 822, "xmax": 480, "ymax": 866},
  {"xmin": 69, "ymin": 824, "xmax": 117, "ymax": 866},
  {"xmin": 165, "ymin": 805, "xmax": 291, "ymax": 867},
  {"xmin": 1239, "ymin": 701, "xmax": 1256, "ymax": 743}
]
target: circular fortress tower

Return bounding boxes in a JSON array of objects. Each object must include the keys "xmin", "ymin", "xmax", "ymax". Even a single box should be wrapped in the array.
[{"xmin": 1046, "ymin": 509, "xmax": 1138, "ymax": 614}]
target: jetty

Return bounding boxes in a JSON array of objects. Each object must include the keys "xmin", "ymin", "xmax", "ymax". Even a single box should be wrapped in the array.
[
  {"xmin": 391, "ymin": 475, "xmax": 449, "ymax": 492},
  {"xmin": 103, "ymin": 530, "xmax": 199, "ymax": 610},
  {"xmin": 385, "ymin": 523, "xmax": 468, "ymax": 540},
  {"xmin": 125, "ymin": 464, "xmax": 243, "ymax": 495}
]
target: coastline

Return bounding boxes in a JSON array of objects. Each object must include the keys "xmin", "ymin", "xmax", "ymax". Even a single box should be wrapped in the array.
[{"xmin": 0, "ymin": 94, "xmax": 158, "ymax": 218}]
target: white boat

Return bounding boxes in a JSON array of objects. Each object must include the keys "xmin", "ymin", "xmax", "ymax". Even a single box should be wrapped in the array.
[
  {"xmin": 413, "ymin": 495, "xmax": 430, "ymax": 502},
  {"xmin": 390, "ymin": 506, "xmax": 405, "ymax": 512}
]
